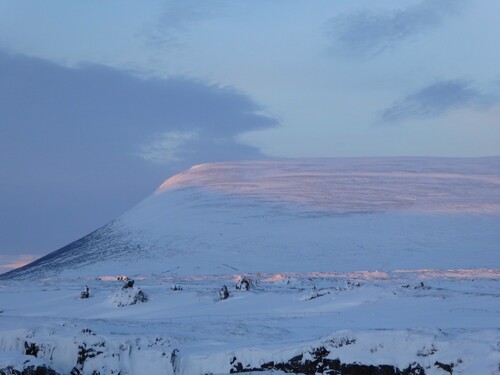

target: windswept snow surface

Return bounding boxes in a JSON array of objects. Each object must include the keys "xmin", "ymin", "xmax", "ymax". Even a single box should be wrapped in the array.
[{"xmin": 0, "ymin": 158, "xmax": 499, "ymax": 374}]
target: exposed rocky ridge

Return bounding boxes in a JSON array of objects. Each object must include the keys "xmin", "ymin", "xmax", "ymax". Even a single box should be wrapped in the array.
[
  {"xmin": 226, "ymin": 341, "xmax": 460, "ymax": 374},
  {"xmin": 2, "ymin": 340, "xmax": 458, "ymax": 375},
  {"xmin": 0, "ymin": 329, "xmax": 175, "ymax": 375},
  {"xmin": 0, "ymin": 365, "xmax": 59, "ymax": 375}
]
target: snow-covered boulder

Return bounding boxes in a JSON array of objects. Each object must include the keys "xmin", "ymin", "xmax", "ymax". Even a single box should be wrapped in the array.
[{"xmin": 111, "ymin": 286, "xmax": 148, "ymax": 307}]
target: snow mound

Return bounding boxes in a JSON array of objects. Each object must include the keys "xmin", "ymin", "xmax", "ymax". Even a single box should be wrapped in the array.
[{"xmin": 111, "ymin": 286, "xmax": 148, "ymax": 307}]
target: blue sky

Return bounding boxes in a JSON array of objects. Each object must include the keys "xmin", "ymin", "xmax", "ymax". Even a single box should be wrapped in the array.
[{"xmin": 0, "ymin": 0, "xmax": 499, "ymax": 271}]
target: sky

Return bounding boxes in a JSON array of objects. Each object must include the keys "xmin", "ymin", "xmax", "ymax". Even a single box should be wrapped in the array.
[{"xmin": 0, "ymin": 0, "xmax": 499, "ymax": 273}]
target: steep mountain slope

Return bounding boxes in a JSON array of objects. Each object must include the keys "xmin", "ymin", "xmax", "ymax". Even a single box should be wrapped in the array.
[{"xmin": 3, "ymin": 157, "xmax": 500, "ymax": 279}]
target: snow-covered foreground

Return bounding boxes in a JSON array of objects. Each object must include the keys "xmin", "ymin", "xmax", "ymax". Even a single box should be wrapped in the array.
[
  {"xmin": 1, "ymin": 270, "xmax": 499, "ymax": 374},
  {"xmin": 1, "ymin": 158, "xmax": 499, "ymax": 374}
]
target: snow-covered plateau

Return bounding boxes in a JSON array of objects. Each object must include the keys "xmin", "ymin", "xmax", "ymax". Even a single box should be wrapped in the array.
[{"xmin": 1, "ymin": 158, "xmax": 499, "ymax": 374}]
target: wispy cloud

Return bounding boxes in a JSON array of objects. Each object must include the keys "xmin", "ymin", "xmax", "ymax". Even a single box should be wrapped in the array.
[
  {"xmin": 379, "ymin": 80, "xmax": 496, "ymax": 123},
  {"xmin": 325, "ymin": 0, "xmax": 465, "ymax": 58},
  {"xmin": 141, "ymin": 0, "xmax": 228, "ymax": 49}
]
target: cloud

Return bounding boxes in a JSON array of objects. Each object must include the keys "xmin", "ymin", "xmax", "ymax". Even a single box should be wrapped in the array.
[
  {"xmin": 325, "ymin": 0, "xmax": 465, "ymax": 58},
  {"xmin": 141, "ymin": 0, "xmax": 228, "ymax": 49},
  {"xmin": 379, "ymin": 80, "xmax": 496, "ymax": 123},
  {"xmin": 140, "ymin": 130, "xmax": 200, "ymax": 163},
  {"xmin": 0, "ymin": 50, "xmax": 275, "ymax": 159},
  {"xmin": 0, "ymin": 50, "xmax": 277, "ymax": 257}
]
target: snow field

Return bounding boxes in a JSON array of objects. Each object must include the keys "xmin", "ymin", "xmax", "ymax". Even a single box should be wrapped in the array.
[{"xmin": 1, "ymin": 270, "xmax": 499, "ymax": 374}]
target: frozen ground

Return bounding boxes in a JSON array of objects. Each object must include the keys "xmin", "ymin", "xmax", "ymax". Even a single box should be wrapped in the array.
[
  {"xmin": 0, "ymin": 158, "xmax": 499, "ymax": 374},
  {"xmin": 1, "ymin": 270, "xmax": 499, "ymax": 374}
]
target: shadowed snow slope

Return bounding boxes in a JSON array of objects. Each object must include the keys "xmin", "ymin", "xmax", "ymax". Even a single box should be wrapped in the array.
[{"xmin": 2, "ymin": 157, "xmax": 500, "ymax": 279}]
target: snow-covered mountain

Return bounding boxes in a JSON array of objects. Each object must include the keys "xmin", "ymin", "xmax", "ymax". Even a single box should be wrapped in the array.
[
  {"xmin": 3, "ymin": 157, "xmax": 500, "ymax": 279},
  {"xmin": 1, "ymin": 158, "xmax": 499, "ymax": 374}
]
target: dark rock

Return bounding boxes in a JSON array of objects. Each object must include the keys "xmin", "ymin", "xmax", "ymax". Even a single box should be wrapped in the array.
[
  {"xmin": 69, "ymin": 343, "xmax": 105, "ymax": 375},
  {"xmin": 235, "ymin": 278, "xmax": 250, "ymax": 291},
  {"xmin": 0, "ymin": 367, "xmax": 22, "ymax": 375},
  {"xmin": 81, "ymin": 328, "xmax": 95, "ymax": 336},
  {"xmin": 434, "ymin": 361, "xmax": 454, "ymax": 374},
  {"xmin": 80, "ymin": 286, "xmax": 90, "ymax": 299},
  {"xmin": 171, "ymin": 349, "xmax": 179, "ymax": 374},
  {"xmin": 310, "ymin": 285, "xmax": 319, "ymax": 299},
  {"xmin": 404, "ymin": 363, "xmax": 426, "ymax": 375},
  {"xmin": 76, "ymin": 344, "xmax": 103, "ymax": 365},
  {"xmin": 132, "ymin": 289, "xmax": 147, "ymax": 304},
  {"xmin": 417, "ymin": 345, "xmax": 437, "ymax": 357},
  {"xmin": 346, "ymin": 280, "xmax": 361, "ymax": 288},
  {"xmin": 23, "ymin": 366, "xmax": 59, "ymax": 375},
  {"xmin": 122, "ymin": 279, "xmax": 135, "ymax": 289},
  {"xmin": 24, "ymin": 342, "xmax": 39, "ymax": 357},
  {"xmin": 228, "ymin": 346, "xmax": 427, "ymax": 374},
  {"xmin": 414, "ymin": 282, "xmax": 430, "ymax": 290},
  {"xmin": 325, "ymin": 336, "xmax": 357, "ymax": 348},
  {"xmin": 306, "ymin": 285, "xmax": 331, "ymax": 300},
  {"xmin": 219, "ymin": 285, "xmax": 229, "ymax": 300},
  {"xmin": 0, "ymin": 366, "xmax": 60, "ymax": 375}
]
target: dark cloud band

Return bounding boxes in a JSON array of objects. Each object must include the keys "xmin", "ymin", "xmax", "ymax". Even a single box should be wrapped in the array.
[{"xmin": 0, "ymin": 50, "xmax": 277, "ymax": 256}]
